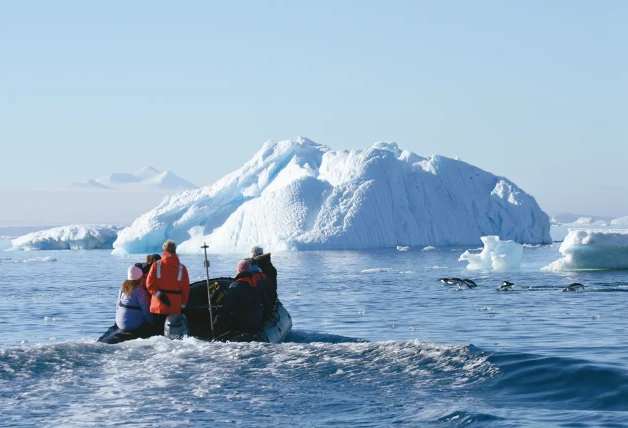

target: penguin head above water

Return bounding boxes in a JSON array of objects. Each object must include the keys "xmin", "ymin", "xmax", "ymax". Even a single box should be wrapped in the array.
[{"xmin": 498, "ymin": 282, "xmax": 514, "ymax": 291}]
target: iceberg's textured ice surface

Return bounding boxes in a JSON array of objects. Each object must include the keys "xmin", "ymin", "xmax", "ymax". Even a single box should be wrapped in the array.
[
  {"xmin": 11, "ymin": 225, "xmax": 120, "ymax": 251},
  {"xmin": 458, "ymin": 236, "xmax": 523, "ymax": 270},
  {"xmin": 0, "ymin": 236, "xmax": 12, "ymax": 251},
  {"xmin": 543, "ymin": 229, "xmax": 628, "ymax": 271},
  {"xmin": 113, "ymin": 138, "xmax": 551, "ymax": 254}
]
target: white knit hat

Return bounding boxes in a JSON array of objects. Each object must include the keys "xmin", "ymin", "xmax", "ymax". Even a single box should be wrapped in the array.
[
  {"xmin": 127, "ymin": 265, "xmax": 143, "ymax": 280},
  {"xmin": 250, "ymin": 246, "xmax": 264, "ymax": 257}
]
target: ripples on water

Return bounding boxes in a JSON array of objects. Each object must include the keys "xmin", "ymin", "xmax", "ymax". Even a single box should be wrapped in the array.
[{"xmin": 1, "ymin": 245, "xmax": 628, "ymax": 426}]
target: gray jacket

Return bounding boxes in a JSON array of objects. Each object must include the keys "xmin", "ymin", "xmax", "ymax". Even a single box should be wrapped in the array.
[{"xmin": 116, "ymin": 287, "xmax": 153, "ymax": 330}]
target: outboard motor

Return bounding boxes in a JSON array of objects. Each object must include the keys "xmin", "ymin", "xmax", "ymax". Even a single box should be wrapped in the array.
[{"xmin": 164, "ymin": 314, "xmax": 190, "ymax": 339}]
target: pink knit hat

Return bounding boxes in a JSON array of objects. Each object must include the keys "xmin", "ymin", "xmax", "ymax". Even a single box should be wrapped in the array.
[
  {"xmin": 127, "ymin": 265, "xmax": 143, "ymax": 280},
  {"xmin": 236, "ymin": 259, "xmax": 251, "ymax": 273}
]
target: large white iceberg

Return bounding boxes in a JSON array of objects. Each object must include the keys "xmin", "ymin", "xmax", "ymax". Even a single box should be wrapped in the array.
[
  {"xmin": 543, "ymin": 229, "xmax": 628, "ymax": 271},
  {"xmin": 611, "ymin": 216, "xmax": 628, "ymax": 225},
  {"xmin": 11, "ymin": 225, "xmax": 120, "ymax": 251},
  {"xmin": 458, "ymin": 236, "xmax": 523, "ymax": 270},
  {"xmin": 113, "ymin": 138, "xmax": 551, "ymax": 254}
]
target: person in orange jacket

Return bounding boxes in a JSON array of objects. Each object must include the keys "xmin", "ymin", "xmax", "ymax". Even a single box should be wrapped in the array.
[{"xmin": 146, "ymin": 239, "xmax": 190, "ymax": 332}]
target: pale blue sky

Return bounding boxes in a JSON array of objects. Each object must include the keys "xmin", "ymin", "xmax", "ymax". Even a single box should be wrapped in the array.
[{"xmin": 1, "ymin": 1, "xmax": 626, "ymax": 216}]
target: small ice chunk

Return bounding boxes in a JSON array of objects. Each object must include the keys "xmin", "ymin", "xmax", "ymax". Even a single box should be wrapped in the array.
[
  {"xmin": 421, "ymin": 246, "xmax": 437, "ymax": 251},
  {"xmin": 360, "ymin": 268, "xmax": 394, "ymax": 273},
  {"xmin": 543, "ymin": 229, "xmax": 628, "ymax": 271},
  {"xmin": 20, "ymin": 256, "xmax": 57, "ymax": 263},
  {"xmin": 459, "ymin": 236, "xmax": 523, "ymax": 271},
  {"xmin": 396, "ymin": 246, "xmax": 410, "ymax": 251}
]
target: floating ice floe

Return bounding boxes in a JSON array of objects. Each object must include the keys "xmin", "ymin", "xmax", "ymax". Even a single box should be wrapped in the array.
[
  {"xmin": 20, "ymin": 256, "xmax": 57, "ymax": 263},
  {"xmin": 421, "ymin": 246, "xmax": 437, "ymax": 251},
  {"xmin": 542, "ymin": 229, "xmax": 628, "ymax": 271},
  {"xmin": 10, "ymin": 225, "xmax": 120, "ymax": 251},
  {"xmin": 360, "ymin": 268, "xmax": 394, "ymax": 273},
  {"xmin": 112, "ymin": 137, "xmax": 551, "ymax": 254},
  {"xmin": 458, "ymin": 236, "xmax": 523, "ymax": 271},
  {"xmin": 396, "ymin": 246, "xmax": 410, "ymax": 251}
]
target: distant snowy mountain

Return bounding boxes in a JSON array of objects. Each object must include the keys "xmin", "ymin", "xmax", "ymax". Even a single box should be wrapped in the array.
[
  {"xmin": 71, "ymin": 179, "xmax": 113, "ymax": 190},
  {"xmin": 113, "ymin": 137, "xmax": 551, "ymax": 254},
  {"xmin": 549, "ymin": 213, "xmax": 615, "ymax": 226},
  {"xmin": 72, "ymin": 166, "xmax": 198, "ymax": 191}
]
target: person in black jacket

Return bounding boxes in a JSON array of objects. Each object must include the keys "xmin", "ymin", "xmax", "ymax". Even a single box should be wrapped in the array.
[
  {"xmin": 221, "ymin": 259, "xmax": 271, "ymax": 333},
  {"xmin": 250, "ymin": 246, "xmax": 278, "ymax": 300}
]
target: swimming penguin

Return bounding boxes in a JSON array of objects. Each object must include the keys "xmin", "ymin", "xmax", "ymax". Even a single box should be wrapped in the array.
[
  {"xmin": 439, "ymin": 278, "xmax": 450, "ymax": 284},
  {"xmin": 458, "ymin": 279, "xmax": 477, "ymax": 289},
  {"xmin": 563, "ymin": 283, "xmax": 586, "ymax": 292},
  {"xmin": 498, "ymin": 281, "xmax": 514, "ymax": 291}
]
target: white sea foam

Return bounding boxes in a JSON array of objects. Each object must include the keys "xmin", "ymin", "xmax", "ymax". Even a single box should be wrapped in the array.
[{"xmin": 0, "ymin": 339, "xmax": 495, "ymax": 426}]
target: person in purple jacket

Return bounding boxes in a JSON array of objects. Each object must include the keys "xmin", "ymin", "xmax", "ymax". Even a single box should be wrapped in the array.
[{"xmin": 116, "ymin": 265, "xmax": 153, "ymax": 332}]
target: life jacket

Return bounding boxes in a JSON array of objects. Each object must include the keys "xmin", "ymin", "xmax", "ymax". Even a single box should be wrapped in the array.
[
  {"xmin": 251, "ymin": 272, "xmax": 267, "ymax": 284},
  {"xmin": 146, "ymin": 252, "xmax": 190, "ymax": 315},
  {"xmin": 236, "ymin": 274, "xmax": 257, "ymax": 287}
]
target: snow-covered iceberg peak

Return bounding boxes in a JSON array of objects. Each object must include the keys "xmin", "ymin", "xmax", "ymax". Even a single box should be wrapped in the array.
[
  {"xmin": 542, "ymin": 229, "xmax": 628, "ymax": 271},
  {"xmin": 113, "ymin": 137, "xmax": 551, "ymax": 254},
  {"xmin": 11, "ymin": 225, "xmax": 120, "ymax": 251},
  {"xmin": 459, "ymin": 236, "xmax": 523, "ymax": 271}
]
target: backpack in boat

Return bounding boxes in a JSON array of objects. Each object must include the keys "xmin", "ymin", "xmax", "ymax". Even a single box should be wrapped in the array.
[{"xmin": 209, "ymin": 281, "xmax": 228, "ymax": 305}]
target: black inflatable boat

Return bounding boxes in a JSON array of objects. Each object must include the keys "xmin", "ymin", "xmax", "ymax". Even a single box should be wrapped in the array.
[{"xmin": 98, "ymin": 277, "xmax": 292, "ymax": 345}]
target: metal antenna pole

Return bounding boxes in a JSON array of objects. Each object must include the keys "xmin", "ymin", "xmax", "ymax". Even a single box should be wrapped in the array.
[{"xmin": 202, "ymin": 242, "xmax": 215, "ymax": 339}]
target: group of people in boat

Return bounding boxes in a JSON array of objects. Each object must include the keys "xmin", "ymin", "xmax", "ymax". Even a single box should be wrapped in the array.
[{"xmin": 108, "ymin": 239, "xmax": 278, "ymax": 340}]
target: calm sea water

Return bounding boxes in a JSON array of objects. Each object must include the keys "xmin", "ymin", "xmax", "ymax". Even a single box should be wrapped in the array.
[{"xmin": 1, "ymin": 244, "xmax": 628, "ymax": 427}]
